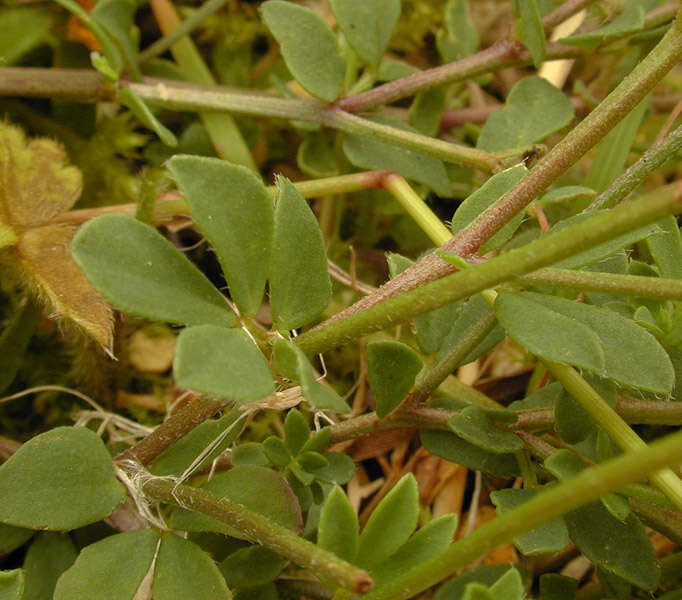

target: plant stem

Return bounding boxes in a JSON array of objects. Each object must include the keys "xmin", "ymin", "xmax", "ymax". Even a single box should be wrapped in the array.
[
  {"xmin": 139, "ymin": 476, "xmax": 372, "ymax": 593},
  {"xmin": 138, "ymin": 0, "xmax": 230, "ymax": 64},
  {"xmin": 312, "ymin": 16, "xmax": 682, "ymax": 336},
  {"xmin": 629, "ymin": 497, "xmax": 682, "ymax": 545},
  {"xmin": 116, "ymin": 396, "xmax": 223, "ymax": 465},
  {"xmin": 296, "ymin": 182, "xmax": 682, "ymax": 355},
  {"xmin": 588, "ymin": 123, "xmax": 682, "ymax": 210},
  {"xmin": 545, "ymin": 361, "xmax": 682, "ymax": 512},
  {"xmin": 364, "ymin": 426, "xmax": 682, "ymax": 600},
  {"xmin": 521, "ymin": 268, "xmax": 682, "ymax": 300}
]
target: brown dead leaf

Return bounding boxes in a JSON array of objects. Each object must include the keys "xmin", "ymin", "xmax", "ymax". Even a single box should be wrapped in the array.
[{"xmin": 17, "ymin": 224, "xmax": 113, "ymax": 350}]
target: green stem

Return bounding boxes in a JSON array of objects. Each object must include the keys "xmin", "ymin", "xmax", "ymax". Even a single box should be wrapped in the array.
[
  {"xmin": 115, "ymin": 396, "xmax": 223, "ymax": 465},
  {"xmin": 521, "ymin": 267, "xmax": 682, "ymax": 300},
  {"xmin": 588, "ymin": 123, "xmax": 682, "ymax": 211},
  {"xmin": 362, "ymin": 426, "xmax": 682, "ymax": 600},
  {"xmin": 138, "ymin": 0, "xmax": 230, "ymax": 64},
  {"xmin": 545, "ymin": 361, "xmax": 682, "ymax": 512},
  {"xmin": 296, "ymin": 183, "xmax": 682, "ymax": 355},
  {"xmin": 139, "ymin": 477, "xmax": 372, "ymax": 593}
]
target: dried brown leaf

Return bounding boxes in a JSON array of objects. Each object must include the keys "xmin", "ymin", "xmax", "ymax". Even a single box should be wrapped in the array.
[{"xmin": 17, "ymin": 224, "xmax": 113, "ymax": 350}]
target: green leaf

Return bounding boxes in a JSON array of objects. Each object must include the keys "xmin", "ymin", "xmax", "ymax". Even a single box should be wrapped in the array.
[
  {"xmin": 284, "ymin": 409, "xmax": 311, "ymax": 456},
  {"xmin": 297, "ymin": 134, "xmax": 339, "ymax": 178},
  {"xmin": 22, "ymin": 533, "xmax": 78, "ymax": 600},
  {"xmin": 538, "ymin": 185, "xmax": 596, "ymax": 207},
  {"xmin": 302, "ymin": 426, "xmax": 332, "ymax": 453},
  {"xmin": 174, "ymin": 325, "xmax": 275, "ymax": 403},
  {"xmin": 555, "ymin": 375, "xmax": 616, "ymax": 444},
  {"xmin": 0, "ymin": 570, "xmax": 23, "ymax": 600},
  {"xmin": 0, "ymin": 7, "xmax": 53, "ymax": 66},
  {"xmin": 343, "ymin": 118, "xmax": 452, "ymax": 197},
  {"xmin": 54, "ymin": 530, "xmax": 159, "ymax": 600},
  {"xmin": 272, "ymin": 338, "xmax": 350, "ymax": 413},
  {"xmin": 367, "ymin": 340, "xmax": 423, "ymax": 418},
  {"xmin": 477, "ymin": 76, "xmax": 574, "ymax": 151},
  {"xmin": 0, "ymin": 525, "xmax": 33, "ymax": 556},
  {"xmin": 421, "ymin": 428, "xmax": 520, "ymax": 476},
  {"xmin": 270, "ymin": 177, "xmax": 331, "ymax": 330},
  {"xmin": 317, "ymin": 486, "xmax": 359, "ymax": 563},
  {"xmin": 167, "ymin": 155, "xmax": 273, "ymax": 316},
  {"xmin": 0, "ymin": 426, "xmax": 125, "ymax": 530},
  {"xmin": 585, "ymin": 96, "xmax": 648, "ymax": 194},
  {"xmin": 170, "ymin": 466, "xmax": 303, "ymax": 538},
  {"xmin": 263, "ymin": 436, "xmax": 292, "ymax": 467},
  {"xmin": 231, "ymin": 442, "xmax": 270, "ymax": 467},
  {"xmin": 436, "ymin": 294, "xmax": 504, "ymax": 364},
  {"xmin": 409, "ymin": 87, "xmax": 447, "ymax": 137},
  {"xmin": 307, "ymin": 452, "xmax": 355, "ymax": 484},
  {"xmin": 72, "ymin": 214, "xmax": 237, "ymax": 328},
  {"xmin": 561, "ymin": 3, "xmax": 645, "ymax": 50},
  {"xmin": 371, "ymin": 514, "xmax": 458, "ymax": 588},
  {"xmin": 514, "ymin": 0, "xmax": 546, "ymax": 67},
  {"xmin": 330, "ymin": 0, "xmax": 400, "ymax": 64},
  {"xmin": 488, "ymin": 568, "xmax": 525, "ymax": 600},
  {"xmin": 153, "ymin": 533, "xmax": 232, "ymax": 600},
  {"xmin": 539, "ymin": 574, "xmax": 577, "ymax": 600},
  {"xmin": 493, "ymin": 292, "xmax": 605, "ymax": 372},
  {"xmin": 119, "ymin": 89, "xmax": 177, "ymax": 146},
  {"xmin": 150, "ymin": 409, "xmax": 244, "ymax": 476},
  {"xmin": 0, "ymin": 299, "xmax": 40, "ymax": 394},
  {"xmin": 450, "ymin": 164, "xmax": 528, "ymax": 253},
  {"xmin": 434, "ymin": 566, "xmax": 526, "ymax": 600},
  {"xmin": 646, "ymin": 216, "xmax": 682, "ymax": 279},
  {"xmin": 260, "ymin": 1, "xmax": 345, "ymax": 102},
  {"xmin": 437, "ymin": 0, "xmax": 479, "ymax": 62},
  {"xmin": 548, "ymin": 212, "xmax": 658, "ymax": 269},
  {"xmin": 490, "ymin": 488, "xmax": 569, "ymax": 556},
  {"xmin": 565, "ymin": 502, "xmax": 660, "ymax": 590},
  {"xmin": 220, "ymin": 545, "xmax": 285, "ymax": 588},
  {"xmin": 523, "ymin": 292, "xmax": 674, "ymax": 393},
  {"xmin": 449, "ymin": 406, "xmax": 523, "ymax": 454},
  {"xmin": 356, "ymin": 474, "xmax": 419, "ymax": 569}
]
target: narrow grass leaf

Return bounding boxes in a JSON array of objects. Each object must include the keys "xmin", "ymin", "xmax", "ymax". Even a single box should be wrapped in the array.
[
  {"xmin": 356, "ymin": 474, "xmax": 419, "ymax": 569},
  {"xmin": 173, "ymin": 325, "xmax": 275, "ymax": 403},
  {"xmin": 72, "ymin": 214, "xmax": 237, "ymax": 327},
  {"xmin": 169, "ymin": 465, "xmax": 303, "ymax": 537},
  {"xmin": 477, "ymin": 77, "xmax": 573, "ymax": 151},
  {"xmin": 167, "ymin": 155, "xmax": 273, "ymax": 316},
  {"xmin": 514, "ymin": 0, "xmax": 546, "ymax": 67},
  {"xmin": 317, "ymin": 486, "xmax": 359, "ymax": 563},
  {"xmin": 330, "ymin": 0, "xmax": 400, "ymax": 64},
  {"xmin": 54, "ymin": 530, "xmax": 159, "ymax": 600},
  {"xmin": 523, "ymin": 291, "xmax": 674, "ymax": 393},
  {"xmin": 494, "ymin": 292, "xmax": 605, "ymax": 372},
  {"xmin": 270, "ymin": 177, "xmax": 331, "ymax": 330},
  {"xmin": 490, "ymin": 488, "xmax": 569, "ymax": 556},
  {"xmin": 450, "ymin": 164, "xmax": 527, "ymax": 253},
  {"xmin": 260, "ymin": 1, "xmax": 345, "ymax": 102},
  {"xmin": 0, "ymin": 427, "xmax": 125, "ymax": 530},
  {"xmin": 367, "ymin": 340, "xmax": 423, "ymax": 417},
  {"xmin": 153, "ymin": 534, "xmax": 232, "ymax": 600}
]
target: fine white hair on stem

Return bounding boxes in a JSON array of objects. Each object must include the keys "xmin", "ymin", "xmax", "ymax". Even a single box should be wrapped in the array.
[
  {"xmin": 314, "ymin": 410, "xmax": 336, "ymax": 431},
  {"xmin": 115, "ymin": 460, "xmax": 174, "ymax": 531}
]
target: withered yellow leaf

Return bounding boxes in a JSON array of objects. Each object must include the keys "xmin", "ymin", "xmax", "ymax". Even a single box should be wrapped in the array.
[
  {"xmin": 0, "ymin": 121, "xmax": 82, "ymax": 228},
  {"xmin": 16, "ymin": 224, "xmax": 113, "ymax": 351}
]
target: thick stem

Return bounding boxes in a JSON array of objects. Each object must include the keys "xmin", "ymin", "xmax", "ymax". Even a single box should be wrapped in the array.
[
  {"xmin": 139, "ymin": 476, "xmax": 372, "ymax": 593},
  {"xmin": 116, "ymin": 396, "xmax": 223, "ymax": 465},
  {"xmin": 295, "ymin": 183, "xmax": 682, "ymax": 354},
  {"xmin": 312, "ymin": 18, "xmax": 682, "ymax": 336},
  {"xmin": 363, "ymin": 426, "xmax": 682, "ymax": 600}
]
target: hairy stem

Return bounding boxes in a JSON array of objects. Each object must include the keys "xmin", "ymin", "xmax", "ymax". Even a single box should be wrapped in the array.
[
  {"xmin": 138, "ymin": 476, "xmax": 373, "ymax": 593},
  {"xmin": 295, "ymin": 183, "xmax": 682, "ymax": 354}
]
